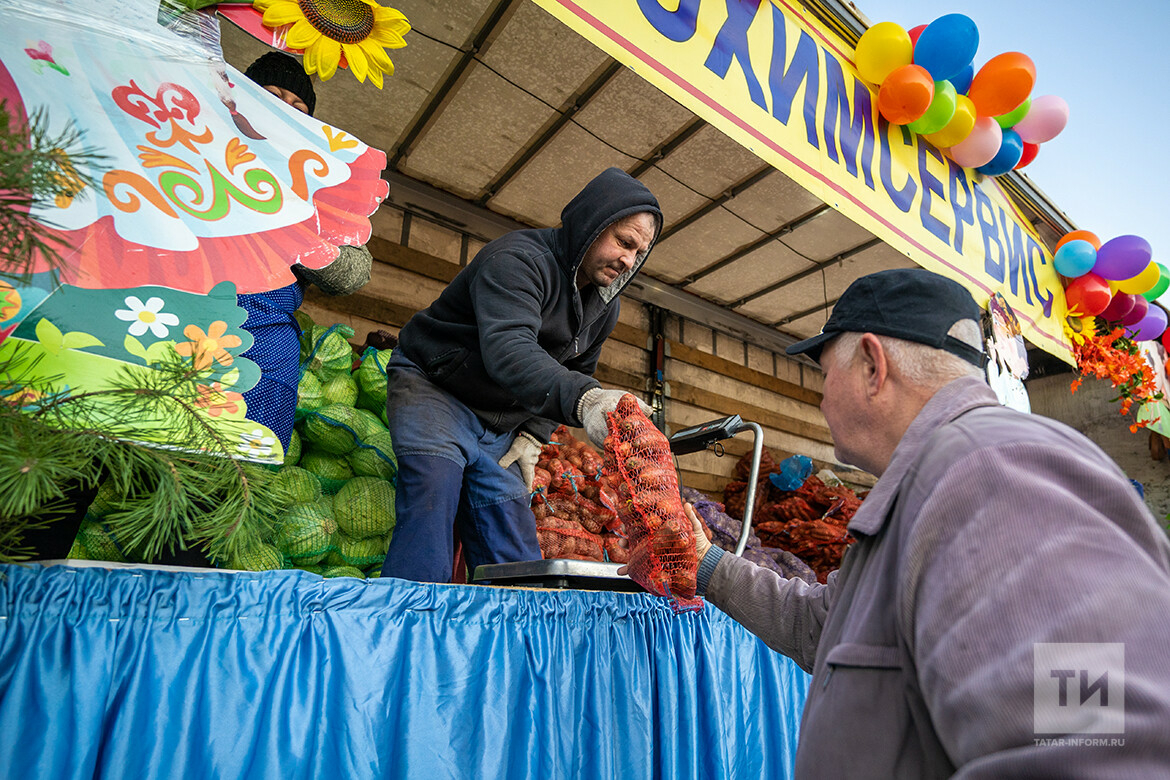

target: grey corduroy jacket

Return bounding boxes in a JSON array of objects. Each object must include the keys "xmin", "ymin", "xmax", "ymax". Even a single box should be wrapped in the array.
[{"xmin": 705, "ymin": 377, "xmax": 1170, "ymax": 778}]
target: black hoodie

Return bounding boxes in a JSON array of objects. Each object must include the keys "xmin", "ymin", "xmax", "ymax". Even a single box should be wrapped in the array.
[{"xmin": 397, "ymin": 168, "xmax": 662, "ymax": 439}]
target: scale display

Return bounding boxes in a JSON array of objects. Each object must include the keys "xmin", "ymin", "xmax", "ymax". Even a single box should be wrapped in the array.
[{"xmin": 668, "ymin": 414, "xmax": 745, "ymax": 455}]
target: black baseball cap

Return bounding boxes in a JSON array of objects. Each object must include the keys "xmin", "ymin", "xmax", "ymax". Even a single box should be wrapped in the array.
[{"xmin": 785, "ymin": 268, "xmax": 988, "ymax": 367}]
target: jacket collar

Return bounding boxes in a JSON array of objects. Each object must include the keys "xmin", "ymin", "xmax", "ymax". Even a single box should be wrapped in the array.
[{"xmin": 847, "ymin": 377, "xmax": 1000, "ymax": 537}]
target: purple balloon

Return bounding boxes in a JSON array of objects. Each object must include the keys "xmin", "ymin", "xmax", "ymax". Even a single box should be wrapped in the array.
[
  {"xmin": 1121, "ymin": 295, "xmax": 1149, "ymax": 326},
  {"xmin": 1098, "ymin": 292, "xmax": 1136, "ymax": 323},
  {"xmin": 1126, "ymin": 304, "xmax": 1168, "ymax": 342},
  {"xmin": 1094, "ymin": 235, "xmax": 1153, "ymax": 281}
]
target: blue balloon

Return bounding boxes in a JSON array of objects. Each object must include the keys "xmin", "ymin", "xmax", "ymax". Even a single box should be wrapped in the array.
[
  {"xmin": 976, "ymin": 129, "xmax": 1024, "ymax": 176},
  {"xmin": 948, "ymin": 63, "xmax": 975, "ymax": 95},
  {"xmin": 914, "ymin": 14, "xmax": 979, "ymax": 82},
  {"xmin": 1053, "ymin": 240, "xmax": 1098, "ymax": 278}
]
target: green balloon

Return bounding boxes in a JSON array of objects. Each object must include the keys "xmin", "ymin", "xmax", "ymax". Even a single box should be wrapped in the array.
[
  {"xmin": 908, "ymin": 80, "xmax": 958, "ymax": 135},
  {"xmin": 1142, "ymin": 263, "xmax": 1169, "ymax": 301},
  {"xmin": 995, "ymin": 98, "xmax": 1032, "ymax": 129}
]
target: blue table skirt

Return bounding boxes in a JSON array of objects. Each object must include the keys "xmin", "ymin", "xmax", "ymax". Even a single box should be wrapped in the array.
[{"xmin": 0, "ymin": 564, "xmax": 809, "ymax": 779}]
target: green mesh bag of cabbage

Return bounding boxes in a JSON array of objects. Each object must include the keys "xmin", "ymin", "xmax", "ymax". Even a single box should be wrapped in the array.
[
  {"xmin": 322, "ymin": 564, "xmax": 367, "ymax": 579},
  {"xmin": 274, "ymin": 465, "xmax": 323, "ymax": 505},
  {"xmin": 300, "ymin": 323, "xmax": 356, "ymax": 381},
  {"xmin": 336, "ymin": 532, "xmax": 389, "ymax": 568},
  {"xmin": 320, "ymin": 372, "xmax": 358, "ymax": 407},
  {"xmin": 298, "ymin": 450, "xmax": 354, "ymax": 495},
  {"xmin": 301, "ymin": 403, "xmax": 366, "ymax": 455},
  {"xmin": 228, "ymin": 543, "xmax": 286, "ymax": 572},
  {"xmin": 334, "ymin": 476, "xmax": 396, "ymax": 539},
  {"xmin": 69, "ymin": 520, "xmax": 125, "ymax": 562},
  {"xmin": 347, "ymin": 430, "xmax": 397, "ymax": 481},
  {"xmin": 274, "ymin": 502, "xmax": 338, "ymax": 565},
  {"xmin": 284, "ymin": 428, "xmax": 303, "ymax": 465},
  {"xmin": 354, "ymin": 347, "xmax": 392, "ymax": 414},
  {"xmin": 296, "ymin": 371, "xmax": 324, "ymax": 413}
]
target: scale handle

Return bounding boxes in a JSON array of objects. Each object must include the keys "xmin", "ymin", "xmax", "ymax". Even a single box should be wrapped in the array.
[{"xmin": 732, "ymin": 422, "xmax": 764, "ymax": 556}]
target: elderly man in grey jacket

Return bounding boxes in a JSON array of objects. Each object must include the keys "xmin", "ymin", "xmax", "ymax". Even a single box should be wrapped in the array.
[{"xmin": 691, "ymin": 268, "xmax": 1170, "ymax": 778}]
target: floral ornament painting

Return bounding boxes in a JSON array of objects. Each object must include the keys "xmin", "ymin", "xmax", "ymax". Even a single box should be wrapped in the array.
[
  {"xmin": 0, "ymin": 0, "xmax": 397, "ymax": 463},
  {"xmin": 0, "ymin": 279, "xmax": 284, "ymax": 464},
  {"xmin": 0, "ymin": 0, "xmax": 388, "ymax": 296},
  {"xmin": 219, "ymin": 0, "xmax": 411, "ymax": 88}
]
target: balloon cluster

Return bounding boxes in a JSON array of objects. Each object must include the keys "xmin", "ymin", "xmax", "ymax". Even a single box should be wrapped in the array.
[
  {"xmin": 856, "ymin": 15, "xmax": 1068, "ymax": 175},
  {"xmin": 1056, "ymin": 231, "xmax": 1170, "ymax": 348}
]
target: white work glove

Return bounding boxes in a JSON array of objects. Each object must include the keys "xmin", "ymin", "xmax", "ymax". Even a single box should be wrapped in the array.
[
  {"xmin": 576, "ymin": 388, "xmax": 653, "ymax": 449},
  {"xmin": 498, "ymin": 431, "xmax": 543, "ymax": 492}
]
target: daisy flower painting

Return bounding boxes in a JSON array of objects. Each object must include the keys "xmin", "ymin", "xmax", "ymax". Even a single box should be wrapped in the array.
[{"xmin": 114, "ymin": 296, "xmax": 180, "ymax": 339}]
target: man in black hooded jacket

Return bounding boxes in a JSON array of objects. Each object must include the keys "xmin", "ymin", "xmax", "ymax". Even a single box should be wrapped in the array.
[{"xmin": 380, "ymin": 168, "xmax": 663, "ymax": 582}]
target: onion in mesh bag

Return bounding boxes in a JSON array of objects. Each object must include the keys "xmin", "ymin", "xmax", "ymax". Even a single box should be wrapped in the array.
[{"xmin": 602, "ymin": 394, "xmax": 700, "ymax": 612}]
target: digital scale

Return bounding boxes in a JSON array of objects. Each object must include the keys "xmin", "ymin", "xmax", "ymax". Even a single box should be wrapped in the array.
[{"xmin": 470, "ymin": 414, "xmax": 764, "ymax": 590}]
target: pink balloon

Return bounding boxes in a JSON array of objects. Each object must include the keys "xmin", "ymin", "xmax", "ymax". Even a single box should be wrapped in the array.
[
  {"xmin": 1121, "ymin": 295, "xmax": 1149, "ymax": 326},
  {"xmin": 1014, "ymin": 95, "xmax": 1069, "ymax": 144},
  {"xmin": 1127, "ymin": 304, "xmax": 1168, "ymax": 342},
  {"xmin": 949, "ymin": 117, "xmax": 1002, "ymax": 168}
]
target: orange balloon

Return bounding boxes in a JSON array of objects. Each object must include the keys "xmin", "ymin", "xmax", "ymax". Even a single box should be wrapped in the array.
[
  {"xmin": 967, "ymin": 52, "xmax": 1036, "ymax": 118},
  {"xmin": 878, "ymin": 64, "xmax": 935, "ymax": 125},
  {"xmin": 1055, "ymin": 230, "xmax": 1102, "ymax": 252}
]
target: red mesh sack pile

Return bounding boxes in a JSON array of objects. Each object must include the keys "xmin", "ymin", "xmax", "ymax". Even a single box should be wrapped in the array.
[
  {"xmin": 754, "ymin": 475, "xmax": 862, "ymax": 583},
  {"xmin": 530, "ymin": 426, "xmax": 623, "ymax": 561},
  {"xmin": 718, "ymin": 447, "xmax": 865, "ymax": 583},
  {"xmin": 602, "ymin": 394, "xmax": 701, "ymax": 612}
]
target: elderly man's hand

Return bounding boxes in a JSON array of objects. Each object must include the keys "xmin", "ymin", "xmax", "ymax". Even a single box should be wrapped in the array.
[
  {"xmin": 684, "ymin": 502, "xmax": 711, "ymax": 560},
  {"xmin": 616, "ymin": 502, "xmax": 710, "ymax": 577}
]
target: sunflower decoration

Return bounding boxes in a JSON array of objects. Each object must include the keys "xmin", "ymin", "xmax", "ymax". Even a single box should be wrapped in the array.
[
  {"xmin": 1062, "ymin": 309, "xmax": 1097, "ymax": 348},
  {"xmin": 252, "ymin": 0, "xmax": 410, "ymax": 88}
]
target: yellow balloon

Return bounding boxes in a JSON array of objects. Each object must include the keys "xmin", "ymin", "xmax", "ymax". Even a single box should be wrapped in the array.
[
  {"xmin": 1114, "ymin": 261, "xmax": 1160, "ymax": 295},
  {"xmin": 924, "ymin": 95, "xmax": 977, "ymax": 148},
  {"xmin": 854, "ymin": 22, "xmax": 913, "ymax": 85}
]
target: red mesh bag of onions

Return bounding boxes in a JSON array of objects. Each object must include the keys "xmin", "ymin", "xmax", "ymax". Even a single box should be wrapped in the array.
[{"xmin": 602, "ymin": 394, "xmax": 701, "ymax": 612}]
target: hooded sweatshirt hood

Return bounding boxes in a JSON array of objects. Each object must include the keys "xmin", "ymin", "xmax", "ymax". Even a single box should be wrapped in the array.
[{"xmin": 555, "ymin": 167, "xmax": 662, "ymax": 304}]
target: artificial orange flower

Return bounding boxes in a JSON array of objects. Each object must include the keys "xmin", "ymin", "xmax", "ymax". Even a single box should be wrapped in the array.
[
  {"xmin": 1070, "ymin": 322, "xmax": 1163, "ymax": 429},
  {"xmin": 175, "ymin": 321, "xmax": 242, "ymax": 370}
]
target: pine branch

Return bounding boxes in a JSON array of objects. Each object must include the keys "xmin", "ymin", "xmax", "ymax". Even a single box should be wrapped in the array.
[
  {"xmin": 0, "ymin": 347, "xmax": 287, "ymax": 564},
  {"xmin": 0, "ymin": 102, "xmax": 108, "ymax": 283}
]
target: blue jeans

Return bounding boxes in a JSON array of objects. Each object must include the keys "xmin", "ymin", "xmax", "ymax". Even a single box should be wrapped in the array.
[{"xmin": 380, "ymin": 352, "xmax": 540, "ymax": 582}]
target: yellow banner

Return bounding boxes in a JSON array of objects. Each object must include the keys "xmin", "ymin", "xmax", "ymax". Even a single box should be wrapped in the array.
[{"xmin": 533, "ymin": 0, "xmax": 1072, "ymax": 362}]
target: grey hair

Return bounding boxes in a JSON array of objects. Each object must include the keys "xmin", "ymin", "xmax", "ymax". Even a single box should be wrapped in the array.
[{"xmin": 830, "ymin": 319, "xmax": 984, "ymax": 388}]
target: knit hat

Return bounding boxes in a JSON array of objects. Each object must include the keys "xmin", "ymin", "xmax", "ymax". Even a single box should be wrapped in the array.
[{"xmin": 244, "ymin": 51, "xmax": 316, "ymax": 116}]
